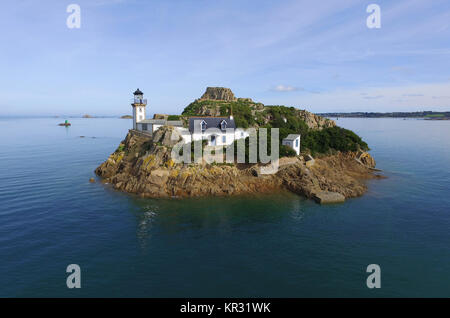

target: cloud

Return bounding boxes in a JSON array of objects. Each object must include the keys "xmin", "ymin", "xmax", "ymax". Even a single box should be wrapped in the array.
[
  {"xmin": 363, "ymin": 95, "xmax": 384, "ymax": 100},
  {"xmin": 272, "ymin": 85, "xmax": 320, "ymax": 94},
  {"xmin": 273, "ymin": 85, "xmax": 302, "ymax": 92},
  {"xmin": 88, "ymin": 0, "xmax": 128, "ymax": 7},
  {"xmin": 270, "ymin": 82, "xmax": 450, "ymax": 113},
  {"xmin": 432, "ymin": 96, "xmax": 450, "ymax": 99},
  {"xmin": 331, "ymin": 73, "xmax": 340, "ymax": 80},
  {"xmin": 402, "ymin": 93, "xmax": 424, "ymax": 97},
  {"xmin": 391, "ymin": 66, "xmax": 414, "ymax": 76}
]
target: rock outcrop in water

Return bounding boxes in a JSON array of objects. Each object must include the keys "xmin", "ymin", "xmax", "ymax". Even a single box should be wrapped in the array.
[{"xmin": 95, "ymin": 128, "xmax": 381, "ymax": 203}]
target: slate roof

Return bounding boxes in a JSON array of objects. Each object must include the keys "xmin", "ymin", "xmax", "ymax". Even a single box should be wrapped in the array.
[
  {"xmin": 140, "ymin": 119, "xmax": 166, "ymax": 124},
  {"xmin": 139, "ymin": 119, "xmax": 183, "ymax": 126},
  {"xmin": 283, "ymin": 134, "xmax": 301, "ymax": 140},
  {"xmin": 189, "ymin": 117, "xmax": 236, "ymax": 133},
  {"xmin": 166, "ymin": 120, "xmax": 183, "ymax": 126}
]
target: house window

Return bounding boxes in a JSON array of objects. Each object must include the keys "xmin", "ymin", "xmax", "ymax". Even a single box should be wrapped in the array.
[
  {"xmin": 201, "ymin": 121, "xmax": 207, "ymax": 132},
  {"xmin": 220, "ymin": 120, "xmax": 227, "ymax": 131},
  {"xmin": 241, "ymin": 131, "xmax": 244, "ymax": 137},
  {"xmin": 142, "ymin": 124, "xmax": 148, "ymax": 131},
  {"xmin": 222, "ymin": 135, "xmax": 226, "ymax": 143},
  {"xmin": 295, "ymin": 139, "xmax": 299, "ymax": 147}
]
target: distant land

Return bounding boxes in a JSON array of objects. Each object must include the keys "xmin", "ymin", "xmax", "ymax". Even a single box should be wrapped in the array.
[
  {"xmin": 318, "ymin": 111, "xmax": 450, "ymax": 120},
  {"xmin": 55, "ymin": 115, "xmax": 117, "ymax": 118},
  {"xmin": 120, "ymin": 115, "xmax": 133, "ymax": 119}
]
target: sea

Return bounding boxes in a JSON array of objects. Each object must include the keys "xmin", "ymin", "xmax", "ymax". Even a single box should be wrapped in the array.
[{"xmin": 0, "ymin": 117, "xmax": 449, "ymax": 297}]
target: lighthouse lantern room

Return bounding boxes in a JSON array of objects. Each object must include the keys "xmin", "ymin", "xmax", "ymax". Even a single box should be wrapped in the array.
[{"xmin": 131, "ymin": 88, "xmax": 147, "ymax": 130}]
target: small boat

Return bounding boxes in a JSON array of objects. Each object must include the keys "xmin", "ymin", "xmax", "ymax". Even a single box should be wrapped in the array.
[{"xmin": 58, "ymin": 120, "xmax": 71, "ymax": 126}]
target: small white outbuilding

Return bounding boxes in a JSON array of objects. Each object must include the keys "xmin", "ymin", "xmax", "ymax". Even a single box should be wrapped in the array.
[{"xmin": 282, "ymin": 134, "xmax": 301, "ymax": 155}]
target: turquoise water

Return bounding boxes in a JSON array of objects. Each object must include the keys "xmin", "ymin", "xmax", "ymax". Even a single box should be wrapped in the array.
[{"xmin": 0, "ymin": 117, "xmax": 449, "ymax": 297}]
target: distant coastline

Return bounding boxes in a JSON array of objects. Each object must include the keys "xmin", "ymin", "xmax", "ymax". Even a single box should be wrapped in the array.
[{"xmin": 318, "ymin": 111, "xmax": 450, "ymax": 120}]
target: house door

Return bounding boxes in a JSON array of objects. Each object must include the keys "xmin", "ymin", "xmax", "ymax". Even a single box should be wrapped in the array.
[{"xmin": 210, "ymin": 135, "xmax": 216, "ymax": 146}]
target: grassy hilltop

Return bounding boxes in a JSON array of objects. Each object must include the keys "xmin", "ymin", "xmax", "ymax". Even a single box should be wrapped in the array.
[{"xmin": 180, "ymin": 88, "xmax": 368, "ymax": 156}]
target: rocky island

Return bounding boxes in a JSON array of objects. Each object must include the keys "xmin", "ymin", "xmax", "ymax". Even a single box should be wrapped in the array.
[{"xmin": 95, "ymin": 87, "xmax": 382, "ymax": 204}]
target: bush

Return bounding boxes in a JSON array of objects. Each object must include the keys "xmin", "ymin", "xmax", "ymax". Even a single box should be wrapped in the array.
[
  {"xmin": 167, "ymin": 115, "xmax": 181, "ymax": 120},
  {"xmin": 264, "ymin": 106, "xmax": 368, "ymax": 155},
  {"xmin": 302, "ymin": 126, "xmax": 369, "ymax": 155},
  {"xmin": 264, "ymin": 106, "xmax": 309, "ymax": 136},
  {"xmin": 115, "ymin": 144, "xmax": 125, "ymax": 153},
  {"xmin": 280, "ymin": 145, "xmax": 297, "ymax": 157}
]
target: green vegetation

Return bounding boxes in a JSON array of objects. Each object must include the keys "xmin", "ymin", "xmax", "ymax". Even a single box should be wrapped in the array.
[
  {"xmin": 115, "ymin": 144, "xmax": 125, "ymax": 153},
  {"xmin": 263, "ymin": 106, "xmax": 309, "ymax": 138},
  {"xmin": 302, "ymin": 126, "xmax": 369, "ymax": 155},
  {"xmin": 182, "ymin": 99, "xmax": 266, "ymax": 128},
  {"xmin": 228, "ymin": 126, "xmax": 368, "ymax": 159},
  {"xmin": 182, "ymin": 99, "xmax": 369, "ymax": 156},
  {"xmin": 257, "ymin": 106, "xmax": 368, "ymax": 155},
  {"xmin": 280, "ymin": 145, "xmax": 297, "ymax": 157},
  {"xmin": 167, "ymin": 115, "xmax": 181, "ymax": 120}
]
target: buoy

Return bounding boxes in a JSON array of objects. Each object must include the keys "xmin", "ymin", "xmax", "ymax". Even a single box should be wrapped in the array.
[{"xmin": 58, "ymin": 119, "xmax": 71, "ymax": 126}]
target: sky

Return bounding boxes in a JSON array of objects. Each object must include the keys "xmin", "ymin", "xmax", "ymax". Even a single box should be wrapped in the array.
[{"xmin": 0, "ymin": 0, "xmax": 449, "ymax": 116}]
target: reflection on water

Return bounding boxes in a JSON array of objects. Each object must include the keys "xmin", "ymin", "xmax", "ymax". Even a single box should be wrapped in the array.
[
  {"xmin": 130, "ymin": 193, "xmax": 310, "ymax": 251},
  {"xmin": 136, "ymin": 210, "xmax": 157, "ymax": 252}
]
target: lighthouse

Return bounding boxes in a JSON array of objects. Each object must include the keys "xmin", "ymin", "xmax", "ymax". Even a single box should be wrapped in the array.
[{"xmin": 131, "ymin": 88, "xmax": 147, "ymax": 130}]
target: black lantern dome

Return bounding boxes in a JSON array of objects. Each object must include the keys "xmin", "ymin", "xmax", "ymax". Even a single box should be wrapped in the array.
[{"xmin": 133, "ymin": 88, "xmax": 143, "ymax": 95}]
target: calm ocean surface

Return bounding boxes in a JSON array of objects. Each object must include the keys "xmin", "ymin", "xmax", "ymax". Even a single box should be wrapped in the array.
[{"xmin": 0, "ymin": 117, "xmax": 449, "ymax": 297}]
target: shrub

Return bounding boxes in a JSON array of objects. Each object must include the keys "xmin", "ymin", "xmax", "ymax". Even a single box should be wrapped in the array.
[
  {"xmin": 280, "ymin": 145, "xmax": 297, "ymax": 157},
  {"xmin": 115, "ymin": 144, "xmax": 125, "ymax": 153},
  {"xmin": 302, "ymin": 126, "xmax": 369, "ymax": 155}
]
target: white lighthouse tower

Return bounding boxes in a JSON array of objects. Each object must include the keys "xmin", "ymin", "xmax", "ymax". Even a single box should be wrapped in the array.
[{"xmin": 131, "ymin": 88, "xmax": 147, "ymax": 130}]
